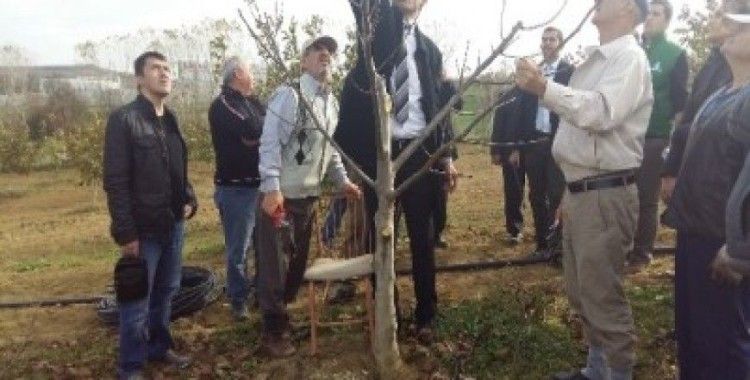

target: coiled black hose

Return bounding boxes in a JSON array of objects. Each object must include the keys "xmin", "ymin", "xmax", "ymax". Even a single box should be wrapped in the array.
[{"xmin": 97, "ymin": 266, "xmax": 221, "ymax": 326}]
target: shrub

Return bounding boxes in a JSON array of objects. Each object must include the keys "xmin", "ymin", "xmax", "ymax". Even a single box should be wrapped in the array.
[{"xmin": 0, "ymin": 110, "xmax": 40, "ymax": 173}]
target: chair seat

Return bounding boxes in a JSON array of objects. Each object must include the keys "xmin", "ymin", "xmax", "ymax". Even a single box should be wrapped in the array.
[{"xmin": 304, "ymin": 254, "xmax": 374, "ymax": 281}]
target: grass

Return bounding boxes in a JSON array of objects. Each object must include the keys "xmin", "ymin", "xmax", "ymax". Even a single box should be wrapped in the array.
[
  {"xmin": 435, "ymin": 287, "xmax": 582, "ymax": 379},
  {"xmin": 0, "ymin": 143, "xmax": 677, "ymax": 378}
]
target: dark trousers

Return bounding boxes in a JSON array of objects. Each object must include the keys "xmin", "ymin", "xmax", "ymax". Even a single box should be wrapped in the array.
[
  {"xmin": 502, "ymin": 160, "xmax": 525, "ymax": 237},
  {"xmin": 502, "ymin": 142, "xmax": 552, "ymax": 249},
  {"xmin": 632, "ymin": 138, "xmax": 669, "ymax": 263},
  {"xmin": 432, "ymin": 175, "xmax": 448, "ymax": 242},
  {"xmin": 364, "ymin": 143, "xmax": 438, "ymax": 327},
  {"xmin": 255, "ymin": 196, "xmax": 316, "ymax": 335},
  {"xmin": 675, "ymin": 232, "xmax": 750, "ymax": 380}
]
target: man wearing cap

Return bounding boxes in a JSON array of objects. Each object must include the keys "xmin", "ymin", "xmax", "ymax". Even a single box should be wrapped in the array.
[
  {"xmin": 516, "ymin": 0, "xmax": 653, "ymax": 378},
  {"xmin": 255, "ymin": 35, "xmax": 361, "ymax": 357},
  {"xmin": 627, "ymin": 0, "xmax": 688, "ymax": 271},
  {"xmin": 335, "ymin": 0, "xmax": 455, "ymax": 343}
]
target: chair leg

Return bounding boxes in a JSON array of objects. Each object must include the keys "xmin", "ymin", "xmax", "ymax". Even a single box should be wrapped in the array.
[
  {"xmin": 308, "ymin": 281, "xmax": 318, "ymax": 356},
  {"xmin": 364, "ymin": 278, "xmax": 375, "ymax": 354},
  {"xmin": 322, "ymin": 280, "xmax": 331, "ymax": 304}
]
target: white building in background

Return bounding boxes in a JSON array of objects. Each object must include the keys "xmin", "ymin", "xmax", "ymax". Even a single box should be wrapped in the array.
[{"xmin": 0, "ymin": 64, "xmax": 133, "ymax": 104}]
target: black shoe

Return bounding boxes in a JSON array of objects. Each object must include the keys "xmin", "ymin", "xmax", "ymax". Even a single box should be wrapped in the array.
[
  {"xmin": 528, "ymin": 249, "xmax": 553, "ymax": 261},
  {"xmin": 416, "ymin": 326, "xmax": 435, "ymax": 345},
  {"xmin": 327, "ymin": 281, "xmax": 357, "ymax": 304},
  {"xmin": 435, "ymin": 239, "xmax": 448, "ymax": 249},
  {"xmin": 551, "ymin": 370, "xmax": 590, "ymax": 380},
  {"xmin": 260, "ymin": 333, "xmax": 296, "ymax": 358}
]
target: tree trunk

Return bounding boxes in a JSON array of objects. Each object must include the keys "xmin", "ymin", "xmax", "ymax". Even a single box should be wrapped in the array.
[{"xmin": 371, "ymin": 74, "xmax": 402, "ymax": 376}]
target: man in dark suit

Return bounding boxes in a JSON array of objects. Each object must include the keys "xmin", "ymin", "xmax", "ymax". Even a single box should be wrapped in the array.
[
  {"xmin": 335, "ymin": 0, "xmax": 456, "ymax": 342},
  {"xmin": 490, "ymin": 26, "xmax": 573, "ymax": 255}
]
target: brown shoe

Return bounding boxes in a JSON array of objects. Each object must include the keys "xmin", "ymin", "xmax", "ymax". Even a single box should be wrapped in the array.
[{"xmin": 260, "ymin": 333, "xmax": 296, "ymax": 358}]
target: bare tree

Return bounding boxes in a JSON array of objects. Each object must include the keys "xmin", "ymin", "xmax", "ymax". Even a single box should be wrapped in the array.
[{"xmin": 240, "ymin": 0, "xmax": 591, "ymax": 376}]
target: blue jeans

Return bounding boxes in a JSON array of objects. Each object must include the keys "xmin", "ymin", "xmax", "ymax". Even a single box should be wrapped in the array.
[
  {"xmin": 118, "ymin": 221, "xmax": 184, "ymax": 377},
  {"xmin": 214, "ymin": 186, "xmax": 259, "ymax": 307}
]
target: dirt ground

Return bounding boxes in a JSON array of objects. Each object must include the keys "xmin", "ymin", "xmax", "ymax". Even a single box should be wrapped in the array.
[{"xmin": 0, "ymin": 143, "xmax": 676, "ymax": 379}]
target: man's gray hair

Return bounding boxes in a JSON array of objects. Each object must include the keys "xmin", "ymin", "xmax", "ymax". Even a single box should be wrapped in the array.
[{"xmin": 222, "ymin": 56, "xmax": 247, "ymax": 87}]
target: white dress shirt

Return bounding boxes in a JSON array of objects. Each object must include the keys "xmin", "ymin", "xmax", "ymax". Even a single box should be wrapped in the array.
[
  {"xmin": 543, "ymin": 34, "xmax": 654, "ymax": 182},
  {"xmin": 535, "ymin": 58, "xmax": 560, "ymax": 135},
  {"xmin": 390, "ymin": 25, "xmax": 427, "ymax": 140}
]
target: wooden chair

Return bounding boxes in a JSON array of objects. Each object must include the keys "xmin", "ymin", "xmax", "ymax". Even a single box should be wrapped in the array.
[
  {"xmin": 303, "ymin": 191, "xmax": 375, "ymax": 356},
  {"xmin": 303, "ymin": 254, "xmax": 375, "ymax": 356}
]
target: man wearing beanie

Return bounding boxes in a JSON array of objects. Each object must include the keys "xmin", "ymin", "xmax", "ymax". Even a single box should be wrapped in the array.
[{"xmin": 516, "ymin": 0, "xmax": 653, "ymax": 379}]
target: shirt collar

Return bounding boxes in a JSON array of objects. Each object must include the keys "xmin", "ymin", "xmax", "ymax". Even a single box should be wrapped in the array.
[
  {"xmin": 595, "ymin": 34, "xmax": 638, "ymax": 59},
  {"xmin": 542, "ymin": 57, "xmax": 561, "ymax": 70},
  {"xmin": 300, "ymin": 72, "xmax": 329, "ymax": 96}
]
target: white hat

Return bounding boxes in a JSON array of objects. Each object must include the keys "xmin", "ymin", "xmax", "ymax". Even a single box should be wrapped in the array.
[{"xmin": 300, "ymin": 35, "xmax": 338, "ymax": 57}]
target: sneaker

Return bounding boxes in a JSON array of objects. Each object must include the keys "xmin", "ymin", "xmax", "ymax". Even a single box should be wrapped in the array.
[
  {"xmin": 231, "ymin": 303, "xmax": 250, "ymax": 322},
  {"xmin": 435, "ymin": 239, "xmax": 448, "ymax": 249},
  {"xmin": 508, "ymin": 232, "xmax": 524, "ymax": 244},
  {"xmin": 160, "ymin": 350, "xmax": 190, "ymax": 370}
]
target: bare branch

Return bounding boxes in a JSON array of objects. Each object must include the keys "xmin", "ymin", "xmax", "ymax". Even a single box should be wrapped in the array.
[
  {"xmin": 237, "ymin": 8, "xmax": 376, "ymax": 190},
  {"xmin": 559, "ymin": 4, "xmax": 596, "ymax": 50},
  {"xmin": 394, "ymin": 92, "xmax": 516, "ymax": 197},
  {"xmin": 520, "ymin": 0, "xmax": 569, "ymax": 31},
  {"xmin": 499, "ymin": 0, "xmax": 508, "ymax": 39},
  {"xmin": 457, "ymin": 41, "xmax": 471, "ymax": 87},
  {"xmin": 395, "ymin": 3, "xmax": 595, "ymax": 195},
  {"xmin": 502, "ymin": 2, "xmax": 593, "ymax": 59},
  {"xmin": 391, "ymin": 22, "xmax": 524, "ymax": 173}
]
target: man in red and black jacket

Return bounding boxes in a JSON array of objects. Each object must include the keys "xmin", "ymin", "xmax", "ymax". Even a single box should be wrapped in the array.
[{"xmin": 208, "ymin": 56, "xmax": 265, "ymax": 321}]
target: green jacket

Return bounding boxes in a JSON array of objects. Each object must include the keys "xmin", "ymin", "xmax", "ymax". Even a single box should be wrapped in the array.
[{"xmin": 645, "ymin": 33, "xmax": 688, "ymax": 138}]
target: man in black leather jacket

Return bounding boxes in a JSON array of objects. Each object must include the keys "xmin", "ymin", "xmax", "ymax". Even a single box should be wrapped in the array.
[{"xmin": 103, "ymin": 51, "xmax": 197, "ymax": 380}]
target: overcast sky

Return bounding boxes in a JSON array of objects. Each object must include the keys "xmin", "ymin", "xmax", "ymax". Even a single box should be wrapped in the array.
[{"xmin": 0, "ymin": 0, "xmax": 706, "ymax": 72}]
